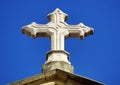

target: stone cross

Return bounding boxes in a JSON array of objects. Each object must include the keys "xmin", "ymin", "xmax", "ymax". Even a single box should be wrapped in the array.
[{"xmin": 22, "ymin": 8, "xmax": 93, "ymax": 66}]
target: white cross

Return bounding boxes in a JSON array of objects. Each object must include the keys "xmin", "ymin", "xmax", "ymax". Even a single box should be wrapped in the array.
[{"xmin": 22, "ymin": 8, "xmax": 94, "ymax": 64}]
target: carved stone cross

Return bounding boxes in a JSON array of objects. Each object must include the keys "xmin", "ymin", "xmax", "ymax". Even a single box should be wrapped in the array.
[{"xmin": 22, "ymin": 8, "xmax": 93, "ymax": 68}]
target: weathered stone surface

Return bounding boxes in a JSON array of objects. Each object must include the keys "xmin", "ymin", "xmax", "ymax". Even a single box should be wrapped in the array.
[
  {"xmin": 42, "ymin": 61, "xmax": 74, "ymax": 73},
  {"xmin": 8, "ymin": 69, "xmax": 104, "ymax": 85}
]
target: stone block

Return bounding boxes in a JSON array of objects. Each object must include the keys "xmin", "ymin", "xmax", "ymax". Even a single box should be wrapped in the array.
[{"xmin": 42, "ymin": 61, "xmax": 74, "ymax": 73}]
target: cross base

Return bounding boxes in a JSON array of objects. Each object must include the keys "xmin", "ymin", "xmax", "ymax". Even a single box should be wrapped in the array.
[{"xmin": 45, "ymin": 50, "xmax": 71, "ymax": 64}]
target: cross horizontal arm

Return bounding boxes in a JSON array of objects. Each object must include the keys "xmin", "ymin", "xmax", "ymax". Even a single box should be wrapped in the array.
[
  {"xmin": 66, "ymin": 23, "xmax": 94, "ymax": 39},
  {"xmin": 22, "ymin": 22, "xmax": 51, "ymax": 39}
]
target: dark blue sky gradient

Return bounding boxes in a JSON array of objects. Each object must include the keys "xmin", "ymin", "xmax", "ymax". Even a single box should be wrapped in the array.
[{"xmin": 0, "ymin": 0, "xmax": 120, "ymax": 85}]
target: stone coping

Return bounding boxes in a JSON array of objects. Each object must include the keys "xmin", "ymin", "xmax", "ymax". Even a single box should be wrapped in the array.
[{"xmin": 8, "ymin": 69, "xmax": 104, "ymax": 85}]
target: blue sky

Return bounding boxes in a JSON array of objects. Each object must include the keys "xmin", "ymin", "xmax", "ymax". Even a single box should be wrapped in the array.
[{"xmin": 0, "ymin": 0, "xmax": 120, "ymax": 85}]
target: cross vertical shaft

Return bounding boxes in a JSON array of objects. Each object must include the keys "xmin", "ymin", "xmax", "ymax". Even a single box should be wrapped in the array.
[{"xmin": 51, "ymin": 32, "xmax": 65, "ymax": 50}]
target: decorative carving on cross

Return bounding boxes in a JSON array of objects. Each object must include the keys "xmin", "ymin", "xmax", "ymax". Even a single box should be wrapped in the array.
[{"xmin": 22, "ymin": 8, "xmax": 94, "ymax": 65}]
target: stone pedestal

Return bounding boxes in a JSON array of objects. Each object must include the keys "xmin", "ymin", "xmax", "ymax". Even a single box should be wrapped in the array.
[{"xmin": 42, "ymin": 50, "xmax": 73, "ymax": 73}]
